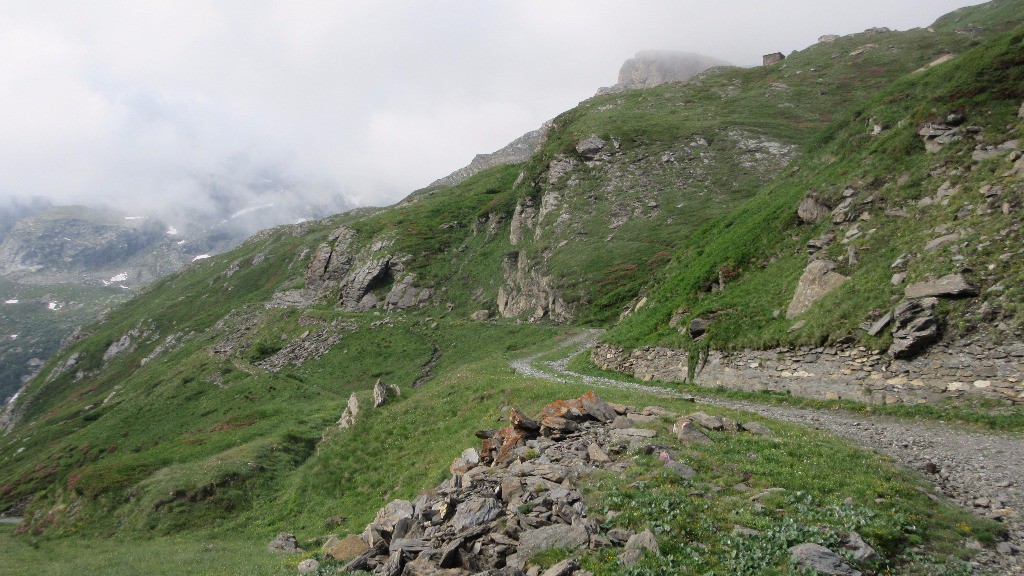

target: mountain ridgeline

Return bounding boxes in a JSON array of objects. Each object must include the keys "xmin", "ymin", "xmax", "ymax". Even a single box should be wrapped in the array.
[{"xmin": 2, "ymin": 1, "xmax": 1024, "ymax": 573}]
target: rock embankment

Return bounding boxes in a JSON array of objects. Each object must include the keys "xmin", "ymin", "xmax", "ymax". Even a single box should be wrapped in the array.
[{"xmin": 592, "ymin": 341, "xmax": 1024, "ymax": 406}]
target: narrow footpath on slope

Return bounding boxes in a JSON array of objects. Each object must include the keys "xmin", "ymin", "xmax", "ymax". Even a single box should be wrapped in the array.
[{"xmin": 512, "ymin": 330, "xmax": 1024, "ymax": 574}]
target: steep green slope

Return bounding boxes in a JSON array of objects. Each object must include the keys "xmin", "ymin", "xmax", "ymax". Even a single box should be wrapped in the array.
[
  {"xmin": 491, "ymin": 1, "xmax": 1024, "ymax": 325},
  {"xmin": 1, "ymin": 2, "xmax": 1022, "ymax": 574},
  {"xmin": 605, "ymin": 17, "xmax": 1024, "ymax": 355}
]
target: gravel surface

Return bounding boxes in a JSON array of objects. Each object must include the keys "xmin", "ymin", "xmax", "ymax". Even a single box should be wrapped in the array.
[{"xmin": 512, "ymin": 330, "xmax": 1024, "ymax": 574}]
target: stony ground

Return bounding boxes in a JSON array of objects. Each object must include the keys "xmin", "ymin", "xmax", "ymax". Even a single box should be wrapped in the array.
[{"xmin": 512, "ymin": 331, "xmax": 1024, "ymax": 575}]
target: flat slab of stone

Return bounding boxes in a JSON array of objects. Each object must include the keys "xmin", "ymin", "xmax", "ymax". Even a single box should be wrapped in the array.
[
  {"xmin": 905, "ymin": 274, "xmax": 978, "ymax": 299},
  {"xmin": 518, "ymin": 523, "xmax": 590, "ymax": 558},
  {"xmin": 610, "ymin": 428, "xmax": 657, "ymax": 440}
]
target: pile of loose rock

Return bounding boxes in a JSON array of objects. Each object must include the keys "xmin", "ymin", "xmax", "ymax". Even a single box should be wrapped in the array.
[{"xmin": 282, "ymin": 392, "xmax": 809, "ymax": 576}]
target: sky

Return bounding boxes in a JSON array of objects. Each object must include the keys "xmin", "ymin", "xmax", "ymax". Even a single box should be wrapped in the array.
[{"xmin": 0, "ymin": 0, "xmax": 985, "ymax": 217}]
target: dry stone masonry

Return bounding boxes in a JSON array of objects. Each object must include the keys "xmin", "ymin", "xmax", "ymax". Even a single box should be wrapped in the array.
[{"xmin": 592, "ymin": 342, "xmax": 1024, "ymax": 406}]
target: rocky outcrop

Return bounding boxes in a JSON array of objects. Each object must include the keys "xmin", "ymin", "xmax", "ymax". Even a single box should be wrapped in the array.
[
  {"xmin": 904, "ymin": 274, "xmax": 978, "ymax": 299},
  {"xmin": 918, "ymin": 122, "xmax": 966, "ymax": 153},
  {"xmin": 763, "ymin": 53, "xmax": 785, "ymax": 66},
  {"xmin": 786, "ymin": 260, "xmax": 850, "ymax": 318},
  {"xmin": 429, "ymin": 124, "xmax": 550, "ymax": 189},
  {"xmin": 338, "ymin": 393, "xmax": 359, "ymax": 429},
  {"xmin": 497, "ymin": 253, "xmax": 571, "ymax": 322},
  {"xmin": 301, "ymin": 231, "xmax": 431, "ymax": 313},
  {"xmin": 373, "ymin": 379, "xmax": 401, "ymax": 408},
  {"xmin": 267, "ymin": 532, "xmax": 305, "ymax": 554},
  {"xmin": 509, "ymin": 199, "xmax": 536, "ymax": 247},
  {"xmin": 575, "ymin": 136, "xmax": 607, "ymax": 160},
  {"xmin": 889, "ymin": 299, "xmax": 938, "ymax": 359},
  {"xmin": 597, "ymin": 51, "xmax": 729, "ymax": 95},
  {"xmin": 305, "ymin": 226, "xmax": 357, "ymax": 294},
  {"xmin": 797, "ymin": 193, "xmax": 831, "ymax": 224}
]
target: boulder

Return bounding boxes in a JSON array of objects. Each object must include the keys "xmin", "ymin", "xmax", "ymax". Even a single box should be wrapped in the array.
[
  {"xmin": 841, "ymin": 531, "xmax": 878, "ymax": 562},
  {"xmin": 904, "ymin": 274, "xmax": 978, "ymax": 299},
  {"xmin": 373, "ymin": 499, "xmax": 414, "ymax": 533},
  {"xmin": 889, "ymin": 298, "xmax": 938, "ymax": 359},
  {"xmin": 297, "ymin": 559, "xmax": 320, "ymax": 574},
  {"xmin": 517, "ymin": 523, "xmax": 590, "ymax": 558},
  {"xmin": 575, "ymin": 135, "xmax": 607, "ymax": 159},
  {"xmin": 788, "ymin": 543, "xmax": 862, "ymax": 576},
  {"xmin": 587, "ymin": 443, "xmax": 611, "ymax": 463},
  {"xmin": 625, "ymin": 529, "xmax": 660, "ymax": 555},
  {"xmin": 451, "ymin": 497, "xmax": 502, "ymax": 531},
  {"xmin": 1019, "ymin": 100, "xmax": 1024, "ymax": 118},
  {"xmin": 540, "ymin": 392, "xmax": 617, "ymax": 436},
  {"xmin": 687, "ymin": 412, "xmax": 724, "ymax": 430},
  {"xmin": 797, "ymin": 194, "xmax": 831, "ymax": 224},
  {"xmin": 338, "ymin": 392, "xmax": 359, "ymax": 428},
  {"xmin": 673, "ymin": 419, "xmax": 712, "ymax": 444},
  {"xmin": 786, "ymin": 260, "xmax": 850, "ymax": 318},
  {"xmin": 267, "ymin": 532, "xmax": 305, "ymax": 554},
  {"xmin": 470, "ymin": 310, "xmax": 490, "ymax": 321}
]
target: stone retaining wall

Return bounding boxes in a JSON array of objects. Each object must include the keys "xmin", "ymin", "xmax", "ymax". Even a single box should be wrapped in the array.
[{"xmin": 591, "ymin": 341, "xmax": 1024, "ymax": 406}]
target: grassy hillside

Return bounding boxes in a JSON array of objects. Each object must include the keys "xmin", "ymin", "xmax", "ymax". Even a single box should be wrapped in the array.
[
  {"xmin": 605, "ymin": 16, "xmax": 1024, "ymax": 353},
  {"xmin": 2, "ymin": 1, "xmax": 1023, "ymax": 574},
  {"xmin": 497, "ymin": 0, "xmax": 1024, "ymax": 325}
]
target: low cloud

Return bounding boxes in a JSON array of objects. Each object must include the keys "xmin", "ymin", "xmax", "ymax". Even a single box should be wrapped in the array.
[{"xmin": 0, "ymin": 0, "xmax": 982, "ymax": 223}]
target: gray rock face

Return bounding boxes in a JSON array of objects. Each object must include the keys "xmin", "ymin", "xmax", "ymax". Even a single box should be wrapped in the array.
[
  {"xmin": 798, "ymin": 194, "xmax": 831, "ymax": 224},
  {"xmin": 786, "ymin": 259, "xmax": 850, "ymax": 318},
  {"xmin": 575, "ymin": 136, "xmax": 607, "ymax": 159},
  {"xmin": 373, "ymin": 499, "xmax": 414, "ymax": 533},
  {"xmin": 889, "ymin": 298, "xmax": 938, "ymax": 359},
  {"xmin": 305, "ymin": 226, "xmax": 356, "ymax": 295},
  {"xmin": 497, "ymin": 252, "xmax": 571, "ymax": 323},
  {"xmin": 1019, "ymin": 100, "xmax": 1024, "ymax": 118},
  {"xmin": 905, "ymin": 274, "xmax": 978, "ymax": 299},
  {"xmin": 788, "ymin": 543, "xmax": 862, "ymax": 576},
  {"xmin": 597, "ymin": 51, "xmax": 729, "ymax": 95},
  {"xmin": 451, "ymin": 497, "xmax": 502, "ymax": 531}
]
